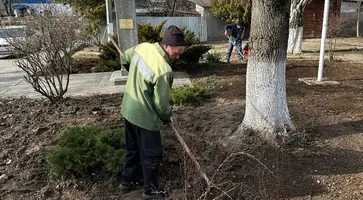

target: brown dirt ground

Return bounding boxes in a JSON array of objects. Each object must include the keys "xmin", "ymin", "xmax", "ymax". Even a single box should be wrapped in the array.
[{"xmin": 1, "ymin": 57, "xmax": 363, "ymax": 199}]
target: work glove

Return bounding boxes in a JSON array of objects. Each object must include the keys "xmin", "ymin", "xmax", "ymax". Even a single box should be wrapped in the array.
[{"xmin": 162, "ymin": 119, "xmax": 171, "ymax": 125}]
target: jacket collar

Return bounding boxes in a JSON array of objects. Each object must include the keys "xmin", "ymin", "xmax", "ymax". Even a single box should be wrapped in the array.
[{"xmin": 154, "ymin": 43, "xmax": 171, "ymax": 64}]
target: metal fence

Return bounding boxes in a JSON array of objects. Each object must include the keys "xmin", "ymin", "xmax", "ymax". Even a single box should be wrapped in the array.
[{"xmin": 136, "ymin": 16, "xmax": 202, "ymax": 36}]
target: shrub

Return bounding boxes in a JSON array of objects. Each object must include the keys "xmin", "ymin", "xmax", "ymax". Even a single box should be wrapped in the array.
[
  {"xmin": 100, "ymin": 59, "xmax": 121, "ymax": 71},
  {"xmin": 97, "ymin": 21, "xmax": 168, "ymax": 70},
  {"xmin": 172, "ymin": 27, "xmax": 210, "ymax": 68},
  {"xmin": 138, "ymin": 20, "xmax": 167, "ymax": 43},
  {"xmin": 47, "ymin": 126, "xmax": 126, "ymax": 179},
  {"xmin": 99, "ymin": 35, "xmax": 119, "ymax": 60},
  {"xmin": 205, "ymin": 51, "xmax": 223, "ymax": 63},
  {"xmin": 98, "ymin": 35, "xmax": 121, "ymax": 70},
  {"xmin": 181, "ymin": 27, "xmax": 200, "ymax": 46},
  {"xmin": 195, "ymin": 75, "xmax": 218, "ymax": 91},
  {"xmin": 173, "ymin": 44, "xmax": 212, "ymax": 67},
  {"xmin": 98, "ymin": 22, "xmax": 209, "ymax": 70},
  {"xmin": 99, "ymin": 35, "xmax": 121, "ymax": 71},
  {"xmin": 171, "ymin": 86, "xmax": 205, "ymax": 106},
  {"xmin": 6, "ymin": 8, "xmax": 87, "ymax": 102}
]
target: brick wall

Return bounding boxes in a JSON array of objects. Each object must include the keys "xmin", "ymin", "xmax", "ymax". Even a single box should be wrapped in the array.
[{"xmin": 303, "ymin": 0, "xmax": 341, "ymax": 38}]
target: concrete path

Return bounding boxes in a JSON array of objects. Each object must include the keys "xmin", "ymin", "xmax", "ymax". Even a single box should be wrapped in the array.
[
  {"xmin": 0, "ymin": 58, "xmax": 192, "ymax": 99},
  {"xmin": 0, "ymin": 59, "xmax": 24, "ymax": 97}
]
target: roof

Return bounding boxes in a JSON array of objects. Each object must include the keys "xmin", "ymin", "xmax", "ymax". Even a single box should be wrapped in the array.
[
  {"xmin": 13, "ymin": 0, "xmax": 50, "ymax": 3},
  {"xmin": 186, "ymin": 0, "xmax": 211, "ymax": 7}
]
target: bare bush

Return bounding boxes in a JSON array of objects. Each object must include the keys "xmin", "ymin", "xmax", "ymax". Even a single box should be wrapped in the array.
[
  {"xmin": 6, "ymin": 7, "xmax": 88, "ymax": 102},
  {"xmin": 327, "ymin": 14, "xmax": 347, "ymax": 61}
]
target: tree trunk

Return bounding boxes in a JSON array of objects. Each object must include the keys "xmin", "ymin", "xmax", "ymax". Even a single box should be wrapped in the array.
[
  {"xmin": 235, "ymin": 0, "xmax": 295, "ymax": 141},
  {"xmin": 2, "ymin": 0, "xmax": 10, "ymax": 16},
  {"xmin": 357, "ymin": 5, "xmax": 361, "ymax": 38},
  {"xmin": 171, "ymin": 0, "xmax": 177, "ymax": 16},
  {"xmin": 287, "ymin": 0, "xmax": 312, "ymax": 54},
  {"xmin": 288, "ymin": 27, "xmax": 303, "ymax": 54}
]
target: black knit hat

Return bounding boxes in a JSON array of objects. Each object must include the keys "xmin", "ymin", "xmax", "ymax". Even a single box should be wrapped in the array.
[{"xmin": 161, "ymin": 25, "xmax": 186, "ymax": 46}]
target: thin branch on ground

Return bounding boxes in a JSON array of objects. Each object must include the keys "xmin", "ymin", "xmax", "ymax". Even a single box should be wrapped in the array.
[
  {"xmin": 232, "ymin": 152, "xmax": 277, "ymax": 179},
  {"xmin": 212, "ymin": 185, "xmax": 238, "ymax": 200}
]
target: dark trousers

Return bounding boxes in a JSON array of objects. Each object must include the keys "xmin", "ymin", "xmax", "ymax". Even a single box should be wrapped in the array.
[
  {"xmin": 122, "ymin": 119, "xmax": 162, "ymax": 193},
  {"xmin": 226, "ymin": 40, "xmax": 243, "ymax": 61}
]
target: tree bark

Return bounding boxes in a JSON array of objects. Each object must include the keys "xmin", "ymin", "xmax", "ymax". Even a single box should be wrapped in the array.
[
  {"xmin": 1, "ymin": 0, "xmax": 11, "ymax": 16},
  {"xmin": 287, "ymin": 0, "xmax": 312, "ymax": 54},
  {"xmin": 235, "ymin": 0, "xmax": 295, "ymax": 141},
  {"xmin": 357, "ymin": 2, "xmax": 362, "ymax": 38}
]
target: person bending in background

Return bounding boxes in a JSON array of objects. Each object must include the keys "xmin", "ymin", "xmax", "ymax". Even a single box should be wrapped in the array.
[{"xmin": 224, "ymin": 20, "xmax": 245, "ymax": 63}]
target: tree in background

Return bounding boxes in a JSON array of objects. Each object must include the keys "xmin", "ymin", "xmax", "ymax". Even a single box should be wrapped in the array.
[
  {"xmin": 232, "ymin": 0, "xmax": 294, "ymax": 143},
  {"xmin": 1, "ymin": 0, "xmax": 13, "ymax": 16},
  {"xmin": 54, "ymin": 0, "xmax": 105, "ymax": 34},
  {"xmin": 209, "ymin": 0, "xmax": 251, "ymax": 24},
  {"xmin": 356, "ymin": 0, "xmax": 363, "ymax": 37},
  {"xmin": 139, "ymin": 0, "xmax": 195, "ymax": 16},
  {"xmin": 287, "ymin": 0, "xmax": 313, "ymax": 54}
]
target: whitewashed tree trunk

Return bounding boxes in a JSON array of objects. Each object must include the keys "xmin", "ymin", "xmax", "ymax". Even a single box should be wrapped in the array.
[
  {"xmin": 287, "ymin": 0, "xmax": 312, "ymax": 54},
  {"xmin": 288, "ymin": 27, "xmax": 303, "ymax": 54},
  {"xmin": 357, "ymin": 2, "xmax": 362, "ymax": 38},
  {"xmin": 234, "ymin": 0, "xmax": 295, "ymax": 141}
]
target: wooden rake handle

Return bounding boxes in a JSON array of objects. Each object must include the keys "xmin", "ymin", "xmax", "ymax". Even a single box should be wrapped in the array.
[{"xmin": 169, "ymin": 121, "xmax": 212, "ymax": 186}]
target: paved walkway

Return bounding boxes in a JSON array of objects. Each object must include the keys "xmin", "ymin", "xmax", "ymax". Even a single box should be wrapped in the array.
[{"xmin": 0, "ymin": 59, "xmax": 192, "ymax": 99}]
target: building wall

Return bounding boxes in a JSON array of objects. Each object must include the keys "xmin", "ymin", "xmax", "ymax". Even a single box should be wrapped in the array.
[
  {"xmin": 303, "ymin": 0, "xmax": 341, "ymax": 38},
  {"xmin": 340, "ymin": 1, "xmax": 363, "ymax": 37},
  {"xmin": 341, "ymin": 12, "xmax": 363, "ymax": 37},
  {"xmin": 205, "ymin": 9, "xmax": 227, "ymax": 41},
  {"xmin": 136, "ymin": 16, "xmax": 202, "ymax": 37}
]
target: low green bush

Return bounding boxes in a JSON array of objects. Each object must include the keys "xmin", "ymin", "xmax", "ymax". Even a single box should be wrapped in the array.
[
  {"xmin": 172, "ymin": 27, "xmax": 210, "ymax": 68},
  {"xmin": 181, "ymin": 27, "xmax": 200, "ymax": 46},
  {"xmin": 138, "ymin": 20, "xmax": 167, "ymax": 43},
  {"xmin": 195, "ymin": 75, "xmax": 218, "ymax": 91},
  {"xmin": 171, "ymin": 86, "xmax": 205, "ymax": 106},
  {"xmin": 47, "ymin": 126, "xmax": 125, "ymax": 179},
  {"xmin": 205, "ymin": 51, "xmax": 223, "ymax": 63},
  {"xmin": 98, "ymin": 35, "xmax": 121, "ymax": 70},
  {"xmin": 98, "ymin": 21, "xmax": 167, "ymax": 70},
  {"xmin": 173, "ymin": 44, "xmax": 212, "ymax": 68},
  {"xmin": 100, "ymin": 59, "xmax": 121, "ymax": 71}
]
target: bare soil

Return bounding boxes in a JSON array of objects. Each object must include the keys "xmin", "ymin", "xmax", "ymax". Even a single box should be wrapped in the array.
[{"xmin": 1, "ymin": 58, "xmax": 363, "ymax": 199}]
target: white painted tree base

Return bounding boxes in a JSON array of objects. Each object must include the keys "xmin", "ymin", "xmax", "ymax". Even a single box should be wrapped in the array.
[
  {"xmin": 288, "ymin": 27, "xmax": 303, "ymax": 54},
  {"xmin": 239, "ymin": 61, "xmax": 295, "ymax": 137}
]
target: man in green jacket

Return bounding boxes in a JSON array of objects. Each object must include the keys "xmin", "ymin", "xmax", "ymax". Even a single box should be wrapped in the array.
[{"xmin": 120, "ymin": 25, "xmax": 186, "ymax": 199}]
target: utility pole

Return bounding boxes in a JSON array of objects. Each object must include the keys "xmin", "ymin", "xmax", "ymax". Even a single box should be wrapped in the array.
[
  {"xmin": 113, "ymin": 0, "xmax": 138, "ymax": 84},
  {"xmin": 317, "ymin": 0, "xmax": 330, "ymax": 81},
  {"xmin": 105, "ymin": 0, "xmax": 114, "ymax": 41},
  {"xmin": 115, "ymin": 0, "xmax": 138, "ymax": 52},
  {"xmin": 299, "ymin": 0, "xmax": 339, "ymax": 86}
]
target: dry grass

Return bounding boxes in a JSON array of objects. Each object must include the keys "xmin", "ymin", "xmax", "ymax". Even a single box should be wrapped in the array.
[{"xmin": 72, "ymin": 45, "xmax": 101, "ymax": 60}]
